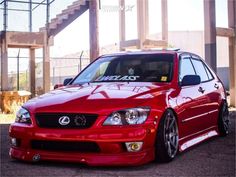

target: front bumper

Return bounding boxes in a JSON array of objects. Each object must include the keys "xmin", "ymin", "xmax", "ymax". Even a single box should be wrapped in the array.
[
  {"xmin": 9, "ymin": 147, "xmax": 154, "ymax": 166},
  {"xmin": 9, "ymin": 123, "xmax": 157, "ymax": 166}
]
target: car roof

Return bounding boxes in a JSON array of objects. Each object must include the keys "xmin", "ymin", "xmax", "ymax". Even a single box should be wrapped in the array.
[
  {"xmin": 102, "ymin": 50, "xmax": 177, "ymax": 56},
  {"xmin": 100, "ymin": 49, "xmax": 202, "ymax": 61}
]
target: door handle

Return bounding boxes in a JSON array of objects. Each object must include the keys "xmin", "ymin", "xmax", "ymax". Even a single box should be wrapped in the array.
[
  {"xmin": 214, "ymin": 83, "xmax": 219, "ymax": 89},
  {"xmin": 198, "ymin": 87, "xmax": 205, "ymax": 93}
]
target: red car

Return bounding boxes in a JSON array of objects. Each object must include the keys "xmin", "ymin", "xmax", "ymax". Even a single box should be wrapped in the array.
[{"xmin": 9, "ymin": 50, "xmax": 229, "ymax": 166}]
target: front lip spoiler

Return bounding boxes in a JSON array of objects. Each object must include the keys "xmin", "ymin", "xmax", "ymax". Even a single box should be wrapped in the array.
[{"xmin": 9, "ymin": 147, "xmax": 155, "ymax": 166}]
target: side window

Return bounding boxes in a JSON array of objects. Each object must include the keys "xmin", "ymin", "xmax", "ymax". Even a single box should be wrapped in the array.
[
  {"xmin": 179, "ymin": 57, "xmax": 196, "ymax": 82},
  {"xmin": 204, "ymin": 64, "xmax": 214, "ymax": 80},
  {"xmin": 191, "ymin": 59, "xmax": 209, "ymax": 82}
]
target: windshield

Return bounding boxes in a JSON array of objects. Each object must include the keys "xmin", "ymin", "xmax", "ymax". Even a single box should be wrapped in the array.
[{"xmin": 72, "ymin": 54, "xmax": 174, "ymax": 84}]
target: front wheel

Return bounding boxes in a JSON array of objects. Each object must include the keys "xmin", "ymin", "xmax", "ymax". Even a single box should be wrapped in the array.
[
  {"xmin": 218, "ymin": 101, "xmax": 229, "ymax": 136},
  {"xmin": 155, "ymin": 109, "xmax": 179, "ymax": 162}
]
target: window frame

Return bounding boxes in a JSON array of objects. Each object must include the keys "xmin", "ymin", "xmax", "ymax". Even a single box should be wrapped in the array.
[
  {"xmin": 178, "ymin": 53, "xmax": 196, "ymax": 84},
  {"xmin": 190, "ymin": 55, "xmax": 215, "ymax": 83}
]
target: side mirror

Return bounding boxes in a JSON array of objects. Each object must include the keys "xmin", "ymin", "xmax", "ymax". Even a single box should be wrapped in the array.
[
  {"xmin": 181, "ymin": 75, "xmax": 201, "ymax": 86},
  {"xmin": 63, "ymin": 78, "xmax": 73, "ymax": 86},
  {"xmin": 54, "ymin": 84, "xmax": 64, "ymax": 90},
  {"xmin": 53, "ymin": 78, "xmax": 73, "ymax": 90}
]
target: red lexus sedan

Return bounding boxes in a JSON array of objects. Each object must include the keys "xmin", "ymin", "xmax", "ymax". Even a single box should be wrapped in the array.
[{"xmin": 9, "ymin": 50, "xmax": 229, "ymax": 166}]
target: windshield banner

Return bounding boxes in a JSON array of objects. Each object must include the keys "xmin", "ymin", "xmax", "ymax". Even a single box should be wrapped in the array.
[{"xmin": 95, "ymin": 75, "xmax": 140, "ymax": 81}]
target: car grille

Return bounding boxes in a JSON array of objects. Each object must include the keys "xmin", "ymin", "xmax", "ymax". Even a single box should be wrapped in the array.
[
  {"xmin": 31, "ymin": 140, "xmax": 100, "ymax": 152},
  {"xmin": 35, "ymin": 113, "xmax": 98, "ymax": 129}
]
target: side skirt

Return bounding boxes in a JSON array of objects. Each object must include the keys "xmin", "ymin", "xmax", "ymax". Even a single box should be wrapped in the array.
[{"xmin": 178, "ymin": 126, "xmax": 219, "ymax": 152}]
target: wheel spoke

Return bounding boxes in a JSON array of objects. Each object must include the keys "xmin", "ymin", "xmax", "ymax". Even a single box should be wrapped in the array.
[
  {"xmin": 166, "ymin": 114, "xmax": 170, "ymax": 130},
  {"xmin": 224, "ymin": 121, "xmax": 229, "ymax": 129},
  {"xmin": 169, "ymin": 118, "xmax": 175, "ymax": 129},
  {"xmin": 170, "ymin": 138, "xmax": 177, "ymax": 149},
  {"xmin": 167, "ymin": 141, "xmax": 172, "ymax": 156},
  {"xmin": 223, "ymin": 114, "xmax": 228, "ymax": 121}
]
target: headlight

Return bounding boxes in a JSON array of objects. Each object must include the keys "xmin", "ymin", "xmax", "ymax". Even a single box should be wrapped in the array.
[
  {"xmin": 103, "ymin": 107, "xmax": 150, "ymax": 125},
  {"xmin": 15, "ymin": 107, "xmax": 31, "ymax": 124}
]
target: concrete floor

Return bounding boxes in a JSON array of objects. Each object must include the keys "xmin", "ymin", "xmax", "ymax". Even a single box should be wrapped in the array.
[{"xmin": 0, "ymin": 111, "xmax": 235, "ymax": 177}]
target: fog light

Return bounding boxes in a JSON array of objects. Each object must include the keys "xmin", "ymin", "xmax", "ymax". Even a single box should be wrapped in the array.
[
  {"xmin": 11, "ymin": 138, "xmax": 17, "ymax": 146},
  {"xmin": 11, "ymin": 138, "xmax": 20, "ymax": 147},
  {"xmin": 125, "ymin": 142, "xmax": 143, "ymax": 152},
  {"xmin": 32, "ymin": 154, "xmax": 41, "ymax": 162}
]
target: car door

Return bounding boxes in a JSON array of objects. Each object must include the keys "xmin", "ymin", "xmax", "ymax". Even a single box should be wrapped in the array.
[
  {"xmin": 177, "ymin": 54, "xmax": 209, "ymax": 138},
  {"xmin": 191, "ymin": 55, "xmax": 221, "ymax": 128}
]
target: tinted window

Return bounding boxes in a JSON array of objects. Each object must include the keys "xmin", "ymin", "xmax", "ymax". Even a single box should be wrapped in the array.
[
  {"xmin": 179, "ymin": 57, "xmax": 196, "ymax": 82},
  {"xmin": 204, "ymin": 64, "xmax": 214, "ymax": 80},
  {"xmin": 72, "ymin": 54, "xmax": 174, "ymax": 84},
  {"xmin": 191, "ymin": 59, "xmax": 209, "ymax": 82}
]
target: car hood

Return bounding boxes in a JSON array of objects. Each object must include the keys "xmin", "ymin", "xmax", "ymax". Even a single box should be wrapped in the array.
[{"xmin": 24, "ymin": 82, "xmax": 170, "ymax": 115}]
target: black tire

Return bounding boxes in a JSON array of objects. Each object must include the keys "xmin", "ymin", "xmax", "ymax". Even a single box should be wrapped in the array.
[
  {"xmin": 155, "ymin": 109, "xmax": 179, "ymax": 162},
  {"xmin": 218, "ymin": 101, "xmax": 229, "ymax": 136}
]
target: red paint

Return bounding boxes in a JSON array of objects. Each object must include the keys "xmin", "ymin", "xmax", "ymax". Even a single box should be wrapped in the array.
[{"xmin": 9, "ymin": 51, "xmax": 226, "ymax": 166}]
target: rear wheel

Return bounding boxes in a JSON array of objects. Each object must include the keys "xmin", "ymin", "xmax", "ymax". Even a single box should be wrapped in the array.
[
  {"xmin": 218, "ymin": 101, "xmax": 229, "ymax": 136},
  {"xmin": 155, "ymin": 109, "xmax": 179, "ymax": 162}
]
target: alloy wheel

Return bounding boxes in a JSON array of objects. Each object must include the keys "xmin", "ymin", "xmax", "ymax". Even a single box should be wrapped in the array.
[
  {"xmin": 163, "ymin": 112, "xmax": 179, "ymax": 158},
  {"xmin": 222, "ymin": 104, "xmax": 229, "ymax": 133}
]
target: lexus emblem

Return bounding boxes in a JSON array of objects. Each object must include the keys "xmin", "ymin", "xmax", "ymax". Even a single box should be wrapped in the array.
[{"xmin": 58, "ymin": 116, "xmax": 70, "ymax": 126}]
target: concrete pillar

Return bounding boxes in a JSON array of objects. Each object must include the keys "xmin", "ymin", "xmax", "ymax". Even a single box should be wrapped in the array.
[
  {"xmin": 228, "ymin": 0, "xmax": 236, "ymax": 107},
  {"xmin": 1, "ymin": 32, "xmax": 8, "ymax": 91},
  {"xmin": 137, "ymin": 0, "xmax": 149, "ymax": 49},
  {"xmin": 144, "ymin": 0, "xmax": 149, "ymax": 39},
  {"xmin": 161, "ymin": 0, "xmax": 168, "ymax": 42},
  {"xmin": 29, "ymin": 48, "xmax": 35, "ymax": 97},
  {"xmin": 119, "ymin": 0, "xmax": 125, "ymax": 51},
  {"xmin": 89, "ymin": 0, "xmax": 99, "ymax": 62},
  {"xmin": 204, "ymin": 0, "xmax": 217, "ymax": 72},
  {"xmin": 43, "ymin": 33, "xmax": 50, "ymax": 93},
  {"xmin": 0, "ymin": 91, "xmax": 2, "ymax": 112},
  {"xmin": 0, "ymin": 38, "xmax": 1, "ymax": 110}
]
